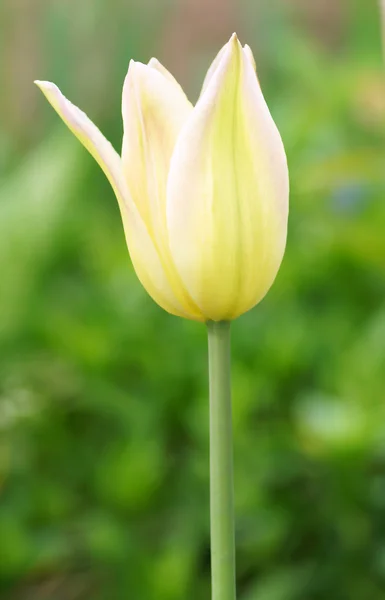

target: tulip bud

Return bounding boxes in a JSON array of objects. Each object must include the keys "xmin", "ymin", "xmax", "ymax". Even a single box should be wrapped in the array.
[{"xmin": 35, "ymin": 33, "xmax": 288, "ymax": 322}]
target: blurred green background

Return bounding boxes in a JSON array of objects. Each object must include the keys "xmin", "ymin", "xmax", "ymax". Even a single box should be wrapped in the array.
[{"xmin": 1, "ymin": 0, "xmax": 385, "ymax": 598}]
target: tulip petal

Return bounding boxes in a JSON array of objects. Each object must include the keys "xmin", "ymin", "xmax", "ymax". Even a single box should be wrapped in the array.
[
  {"xmin": 121, "ymin": 62, "xmax": 202, "ymax": 319},
  {"xmin": 148, "ymin": 57, "xmax": 181, "ymax": 85},
  {"xmin": 34, "ymin": 81, "xmax": 200, "ymax": 319},
  {"xmin": 201, "ymin": 42, "xmax": 257, "ymax": 107},
  {"xmin": 243, "ymin": 44, "xmax": 256, "ymax": 71},
  {"xmin": 121, "ymin": 61, "xmax": 192, "ymax": 250},
  {"xmin": 200, "ymin": 43, "xmax": 228, "ymax": 95},
  {"xmin": 166, "ymin": 35, "xmax": 289, "ymax": 321},
  {"xmin": 35, "ymin": 80, "xmax": 128, "ymax": 211}
]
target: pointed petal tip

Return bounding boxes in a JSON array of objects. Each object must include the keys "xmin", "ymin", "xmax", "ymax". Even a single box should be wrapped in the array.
[
  {"xmin": 34, "ymin": 79, "xmax": 51, "ymax": 89},
  {"xmin": 125, "ymin": 60, "xmax": 153, "ymax": 88},
  {"xmin": 124, "ymin": 60, "xmax": 134, "ymax": 83},
  {"xmin": 128, "ymin": 60, "xmax": 148, "ymax": 75},
  {"xmin": 229, "ymin": 32, "xmax": 242, "ymax": 47},
  {"xmin": 243, "ymin": 44, "xmax": 257, "ymax": 71},
  {"xmin": 34, "ymin": 80, "xmax": 60, "ymax": 98},
  {"xmin": 227, "ymin": 32, "xmax": 243, "ymax": 55},
  {"xmin": 126, "ymin": 59, "xmax": 145, "ymax": 80}
]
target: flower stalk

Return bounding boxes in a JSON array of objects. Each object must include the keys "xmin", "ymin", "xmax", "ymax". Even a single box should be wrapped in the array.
[{"xmin": 207, "ymin": 320, "xmax": 236, "ymax": 600}]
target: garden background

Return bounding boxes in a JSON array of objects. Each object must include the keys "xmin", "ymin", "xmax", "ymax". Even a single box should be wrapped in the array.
[{"xmin": 1, "ymin": 0, "xmax": 385, "ymax": 598}]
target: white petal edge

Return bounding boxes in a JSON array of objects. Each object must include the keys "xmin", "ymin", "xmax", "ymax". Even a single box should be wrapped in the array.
[
  {"xmin": 34, "ymin": 80, "xmax": 199, "ymax": 319},
  {"xmin": 121, "ymin": 61, "xmax": 193, "ymax": 238},
  {"xmin": 200, "ymin": 43, "xmax": 228, "ymax": 96},
  {"xmin": 147, "ymin": 57, "xmax": 184, "ymax": 88},
  {"xmin": 200, "ymin": 34, "xmax": 256, "ymax": 96},
  {"xmin": 120, "ymin": 63, "xmax": 203, "ymax": 320},
  {"xmin": 243, "ymin": 44, "xmax": 256, "ymax": 71}
]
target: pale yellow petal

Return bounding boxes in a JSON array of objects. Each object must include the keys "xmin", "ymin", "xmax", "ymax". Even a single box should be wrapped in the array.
[
  {"xmin": 166, "ymin": 35, "xmax": 289, "ymax": 321},
  {"xmin": 200, "ymin": 42, "xmax": 228, "ymax": 96},
  {"xmin": 124, "ymin": 207, "xmax": 198, "ymax": 318},
  {"xmin": 121, "ymin": 60, "xmax": 192, "ymax": 246},
  {"xmin": 147, "ymin": 57, "xmax": 180, "ymax": 86},
  {"xmin": 35, "ymin": 80, "xmax": 128, "ymax": 212},
  {"xmin": 201, "ymin": 35, "xmax": 257, "ymax": 96},
  {"xmin": 34, "ymin": 80, "xmax": 199, "ymax": 319},
  {"xmin": 121, "ymin": 62, "xmax": 202, "ymax": 320},
  {"xmin": 243, "ymin": 44, "xmax": 256, "ymax": 71}
]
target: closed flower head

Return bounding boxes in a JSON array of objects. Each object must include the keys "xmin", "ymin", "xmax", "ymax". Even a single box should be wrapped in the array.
[{"xmin": 35, "ymin": 33, "xmax": 289, "ymax": 322}]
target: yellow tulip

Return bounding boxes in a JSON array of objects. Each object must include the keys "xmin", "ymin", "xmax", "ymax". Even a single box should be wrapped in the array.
[{"xmin": 35, "ymin": 33, "xmax": 289, "ymax": 322}]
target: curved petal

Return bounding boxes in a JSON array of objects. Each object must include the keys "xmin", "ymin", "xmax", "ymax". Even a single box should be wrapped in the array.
[
  {"xmin": 200, "ymin": 36, "xmax": 257, "ymax": 96},
  {"xmin": 35, "ymin": 81, "xmax": 201, "ymax": 319},
  {"xmin": 121, "ymin": 62, "xmax": 202, "ymax": 319},
  {"xmin": 35, "ymin": 80, "xmax": 128, "ymax": 211},
  {"xmin": 147, "ymin": 57, "xmax": 181, "ymax": 86},
  {"xmin": 201, "ymin": 40, "xmax": 257, "ymax": 97},
  {"xmin": 121, "ymin": 61, "xmax": 192, "ymax": 248},
  {"xmin": 166, "ymin": 35, "xmax": 289, "ymax": 321},
  {"xmin": 243, "ymin": 44, "xmax": 256, "ymax": 71},
  {"xmin": 200, "ymin": 43, "xmax": 228, "ymax": 96}
]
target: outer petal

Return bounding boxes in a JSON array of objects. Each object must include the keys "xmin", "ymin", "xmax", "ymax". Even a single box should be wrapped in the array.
[
  {"xmin": 166, "ymin": 35, "xmax": 289, "ymax": 321},
  {"xmin": 148, "ymin": 57, "xmax": 181, "ymax": 85},
  {"xmin": 200, "ymin": 43, "xmax": 228, "ymax": 95},
  {"xmin": 121, "ymin": 61, "xmax": 192, "ymax": 249},
  {"xmin": 121, "ymin": 62, "xmax": 202, "ymax": 319},
  {"xmin": 201, "ymin": 40, "xmax": 257, "ymax": 96},
  {"xmin": 34, "ymin": 81, "xmax": 201, "ymax": 320},
  {"xmin": 243, "ymin": 44, "xmax": 256, "ymax": 71},
  {"xmin": 35, "ymin": 81, "xmax": 128, "ymax": 211}
]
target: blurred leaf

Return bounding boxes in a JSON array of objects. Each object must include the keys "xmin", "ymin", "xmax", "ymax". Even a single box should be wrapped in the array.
[{"xmin": 0, "ymin": 134, "xmax": 83, "ymax": 340}]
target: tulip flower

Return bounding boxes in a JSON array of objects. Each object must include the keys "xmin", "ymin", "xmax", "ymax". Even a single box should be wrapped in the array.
[
  {"xmin": 36, "ymin": 33, "xmax": 289, "ymax": 600},
  {"xmin": 35, "ymin": 33, "xmax": 288, "ymax": 324}
]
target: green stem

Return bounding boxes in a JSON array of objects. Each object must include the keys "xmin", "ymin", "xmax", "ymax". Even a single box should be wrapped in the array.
[{"xmin": 207, "ymin": 320, "xmax": 236, "ymax": 600}]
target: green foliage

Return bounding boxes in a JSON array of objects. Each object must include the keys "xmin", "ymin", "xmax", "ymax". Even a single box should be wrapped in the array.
[{"xmin": 1, "ymin": 1, "xmax": 385, "ymax": 599}]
